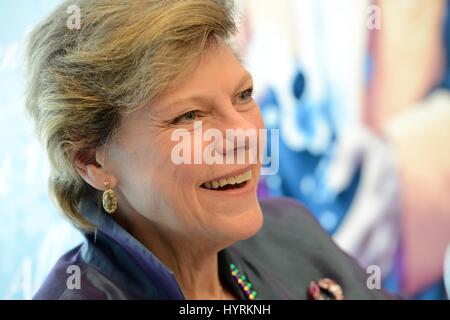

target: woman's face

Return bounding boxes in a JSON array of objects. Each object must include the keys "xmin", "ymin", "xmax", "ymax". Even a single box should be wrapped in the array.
[{"xmin": 104, "ymin": 39, "xmax": 265, "ymax": 246}]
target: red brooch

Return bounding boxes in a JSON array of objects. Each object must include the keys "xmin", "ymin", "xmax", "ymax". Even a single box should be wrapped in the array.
[{"xmin": 307, "ymin": 278, "xmax": 344, "ymax": 300}]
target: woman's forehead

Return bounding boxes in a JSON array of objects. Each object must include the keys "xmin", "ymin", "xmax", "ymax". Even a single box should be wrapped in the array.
[{"xmin": 160, "ymin": 48, "xmax": 249, "ymax": 99}]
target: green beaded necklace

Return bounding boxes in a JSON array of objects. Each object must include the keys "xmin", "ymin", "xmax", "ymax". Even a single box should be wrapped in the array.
[{"xmin": 230, "ymin": 263, "xmax": 257, "ymax": 300}]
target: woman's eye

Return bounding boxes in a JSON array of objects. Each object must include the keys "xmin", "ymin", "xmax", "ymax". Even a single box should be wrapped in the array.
[
  {"xmin": 238, "ymin": 88, "xmax": 254, "ymax": 103},
  {"xmin": 173, "ymin": 110, "xmax": 198, "ymax": 124}
]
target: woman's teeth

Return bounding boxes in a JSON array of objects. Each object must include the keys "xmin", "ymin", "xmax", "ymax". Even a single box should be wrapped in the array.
[{"xmin": 202, "ymin": 169, "xmax": 252, "ymax": 190}]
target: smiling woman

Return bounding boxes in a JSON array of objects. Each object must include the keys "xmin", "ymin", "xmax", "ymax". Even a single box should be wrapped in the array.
[{"xmin": 26, "ymin": 0, "xmax": 388, "ymax": 300}]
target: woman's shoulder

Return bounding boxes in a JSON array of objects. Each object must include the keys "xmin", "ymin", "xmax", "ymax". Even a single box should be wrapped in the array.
[
  {"xmin": 256, "ymin": 196, "xmax": 336, "ymax": 248},
  {"xmin": 33, "ymin": 244, "xmax": 88, "ymax": 299},
  {"xmin": 33, "ymin": 239, "xmax": 137, "ymax": 300},
  {"xmin": 259, "ymin": 196, "xmax": 324, "ymax": 230},
  {"xmin": 229, "ymin": 197, "xmax": 388, "ymax": 299},
  {"xmin": 240, "ymin": 197, "xmax": 340, "ymax": 262}
]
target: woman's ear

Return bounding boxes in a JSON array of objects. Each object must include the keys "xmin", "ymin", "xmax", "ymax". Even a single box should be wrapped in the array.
[{"xmin": 73, "ymin": 148, "xmax": 117, "ymax": 191}]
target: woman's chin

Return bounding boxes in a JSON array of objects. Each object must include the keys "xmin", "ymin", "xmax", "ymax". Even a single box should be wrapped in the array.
[{"xmin": 222, "ymin": 203, "xmax": 264, "ymax": 243}]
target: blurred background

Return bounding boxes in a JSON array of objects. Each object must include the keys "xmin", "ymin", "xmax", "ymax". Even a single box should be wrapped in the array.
[{"xmin": 1, "ymin": 0, "xmax": 450, "ymax": 299}]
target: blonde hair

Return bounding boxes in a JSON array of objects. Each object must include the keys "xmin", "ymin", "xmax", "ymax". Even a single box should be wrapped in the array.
[{"xmin": 25, "ymin": 0, "xmax": 237, "ymax": 230}]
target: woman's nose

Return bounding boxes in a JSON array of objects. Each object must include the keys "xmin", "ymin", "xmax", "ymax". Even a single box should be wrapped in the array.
[{"xmin": 213, "ymin": 107, "xmax": 259, "ymax": 161}]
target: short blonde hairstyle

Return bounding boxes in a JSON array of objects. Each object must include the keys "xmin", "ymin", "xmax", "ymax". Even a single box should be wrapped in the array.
[{"xmin": 25, "ymin": 0, "xmax": 237, "ymax": 230}]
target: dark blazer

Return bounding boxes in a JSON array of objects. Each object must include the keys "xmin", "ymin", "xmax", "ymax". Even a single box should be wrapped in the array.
[{"xmin": 34, "ymin": 196, "xmax": 387, "ymax": 299}]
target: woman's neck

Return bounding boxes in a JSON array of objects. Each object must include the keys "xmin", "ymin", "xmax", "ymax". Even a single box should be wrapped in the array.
[{"xmin": 115, "ymin": 210, "xmax": 234, "ymax": 299}]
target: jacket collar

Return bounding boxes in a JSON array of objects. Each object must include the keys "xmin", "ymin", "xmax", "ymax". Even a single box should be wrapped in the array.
[{"xmin": 78, "ymin": 194, "xmax": 185, "ymax": 299}]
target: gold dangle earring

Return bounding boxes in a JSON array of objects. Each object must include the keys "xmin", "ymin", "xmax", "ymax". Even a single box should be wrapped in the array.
[{"xmin": 102, "ymin": 181, "xmax": 117, "ymax": 214}]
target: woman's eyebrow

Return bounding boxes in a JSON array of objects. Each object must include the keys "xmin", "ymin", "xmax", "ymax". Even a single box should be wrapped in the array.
[
  {"xmin": 161, "ymin": 71, "xmax": 254, "ymax": 111},
  {"xmin": 233, "ymin": 71, "xmax": 253, "ymax": 93}
]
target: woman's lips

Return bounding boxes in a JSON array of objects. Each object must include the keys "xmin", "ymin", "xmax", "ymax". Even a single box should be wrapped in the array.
[
  {"xmin": 200, "ymin": 176, "xmax": 254, "ymax": 196},
  {"xmin": 201, "ymin": 168, "xmax": 253, "ymax": 190}
]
